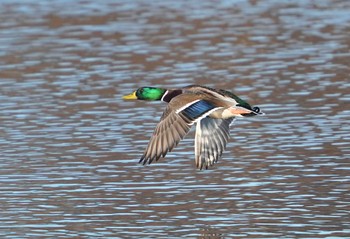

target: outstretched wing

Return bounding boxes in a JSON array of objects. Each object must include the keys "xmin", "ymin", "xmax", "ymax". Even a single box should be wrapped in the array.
[
  {"xmin": 195, "ymin": 117, "xmax": 234, "ymax": 169},
  {"xmin": 140, "ymin": 95, "xmax": 221, "ymax": 165},
  {"xmin": 139, "ymin": 108, "xmax": 192, "ymax": 164}
]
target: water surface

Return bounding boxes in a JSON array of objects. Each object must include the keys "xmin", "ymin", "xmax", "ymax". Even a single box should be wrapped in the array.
[{"xmin": 0, "ymin": 0, "xmax": 349, "ymax": 238}]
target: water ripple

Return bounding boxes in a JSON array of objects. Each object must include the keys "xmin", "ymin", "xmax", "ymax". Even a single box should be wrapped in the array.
[{"xmin": 1, "ymin": 0, "xmax": 350, "ymax": 238}]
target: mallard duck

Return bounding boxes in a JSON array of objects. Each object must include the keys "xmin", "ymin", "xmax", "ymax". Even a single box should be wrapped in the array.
[{"xmin": 122, "ymin": 85, "xmax": 263, "ymax": 169}]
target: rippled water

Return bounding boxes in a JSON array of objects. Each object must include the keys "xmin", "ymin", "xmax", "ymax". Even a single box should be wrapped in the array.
[{"xmin": 0, "ymin": 0, "xmax": 349, "ymax": 238}]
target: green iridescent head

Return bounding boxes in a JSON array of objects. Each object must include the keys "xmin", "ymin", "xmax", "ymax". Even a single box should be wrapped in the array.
[{"xmin": 122, "ymin": 87, "xmax": 167, "ymax": 101}]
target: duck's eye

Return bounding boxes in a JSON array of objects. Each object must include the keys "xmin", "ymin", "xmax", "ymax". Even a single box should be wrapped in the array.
[
  {"xmin": 253, "ymin": 106, "xmax": 260, "ymax": 113},
  {"xmin": 136, "ymin": 88, "xmax": 143, "ymax": 96}
]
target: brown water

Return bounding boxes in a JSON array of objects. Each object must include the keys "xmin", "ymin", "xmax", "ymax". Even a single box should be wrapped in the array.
[{"xmin": 0, "ymin": 0, "xmax": 349, "ymax": 238}]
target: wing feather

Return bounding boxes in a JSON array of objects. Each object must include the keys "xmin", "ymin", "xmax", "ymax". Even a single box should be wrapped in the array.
[
  {"xmin": 140, "ymin": 109, "xmax": 192, "ymax": 164},
  {"xmin": 195, "ymin": 117, "xmax": 234, "ymax": 169},
  {"xmin": 140, "ymin": 94, "xmax": 224, "ymax": 166}
]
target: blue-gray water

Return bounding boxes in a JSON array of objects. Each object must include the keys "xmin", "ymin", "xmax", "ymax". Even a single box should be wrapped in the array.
[{"xmin": 0, "ymin": 0, "xmax": 349, "ymax": 238}]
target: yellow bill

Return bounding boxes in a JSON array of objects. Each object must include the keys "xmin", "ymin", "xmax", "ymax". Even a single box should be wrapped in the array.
[{"xmin": 122, "ymin": 91, "xmax": 137, "ymax": 100}]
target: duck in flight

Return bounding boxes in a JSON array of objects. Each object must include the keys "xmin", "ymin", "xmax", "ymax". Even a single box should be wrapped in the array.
[{"xmin": 122, "ymin": 85, "xmax": 263, "ymax": 170}]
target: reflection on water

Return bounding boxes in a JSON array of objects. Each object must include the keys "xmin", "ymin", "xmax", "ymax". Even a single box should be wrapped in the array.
[{"xmin": 0, "ymin": 0, "xmax": 349, "ymax": 238}]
